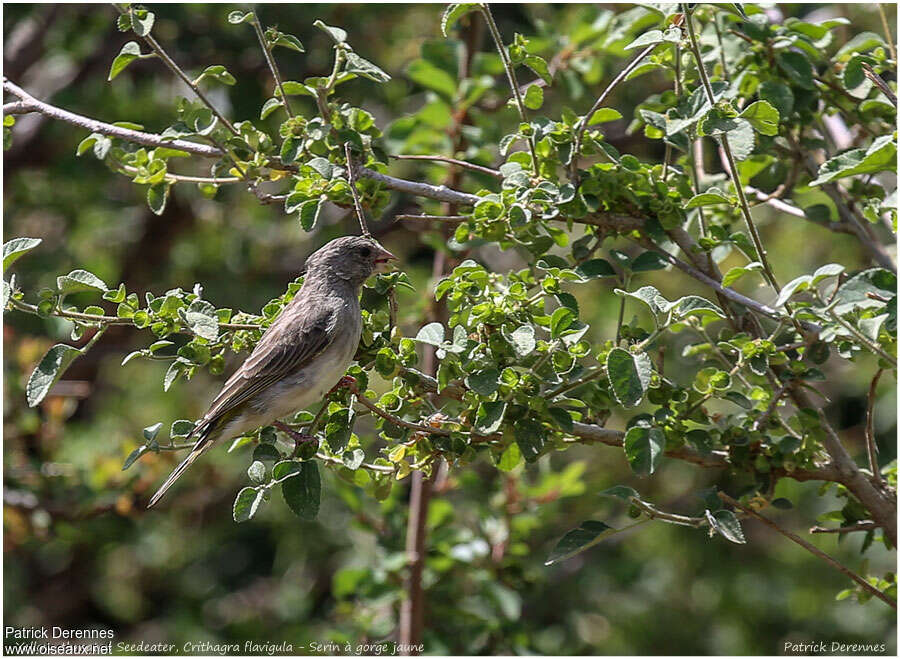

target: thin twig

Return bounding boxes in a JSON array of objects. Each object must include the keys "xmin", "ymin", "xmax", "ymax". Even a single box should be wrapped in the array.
[
  {"xmin": 344, "ymin": 143, "xmax": 371, "ymax": 236},
  {"xmin": 397, "ymin": 214, "xmax": 467, "ymax": 223},
  {"xmin": 866, "ymin": 369, "xmax": 887, "ymax": 490},
  {"xmin": 8, "ymin": 296, "xmax": 260, "ymax": 331},
  {"xmin": 810, "ymin": 521, "xmax": 879, "ymax": 534},
  {"xmin": 391, "ymin": 154, "xmax": 502, "ymax": 179},
  {"xmin": 718, "ymin": 492, "xmax": 896, "ymax": 609},
  {"xmin": 251, "ymin": 13, "xmax": 294, "ymax": 117},
  {"xmin": 862, "ymin": 62, "xmax": 897, "ymax": 107},
  {"xmin": 630, "ymin": 496, "xmax": 707, "ymax": 528},
  {"xmin": 684, "ymin": 6, "xmax": 781, "ymax": 296},
  {"xmin": 479, "ymin": 3, "xmax": 539, "ymax": 170},
  {"xmin": 571, "ymin": 43, "xmax": 656, "ymax": 180},
  {"xmin": 113, "ymin": 5, "xmax": 238, "ymax": 136},
  {"xmin": 877, "ymin": 3, "xmax": 897, "ymax": 63}
]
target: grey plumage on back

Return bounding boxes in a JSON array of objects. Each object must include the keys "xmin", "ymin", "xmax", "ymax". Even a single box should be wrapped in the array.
[{"xmin": 147, "ymin": 235, "xmax": 396, "ymax": 507}]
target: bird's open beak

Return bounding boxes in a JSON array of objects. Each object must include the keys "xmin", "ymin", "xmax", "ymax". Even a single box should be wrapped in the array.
[{"xmin": 374, "ymin": 245, "xmax": 397, "ymax": 272}]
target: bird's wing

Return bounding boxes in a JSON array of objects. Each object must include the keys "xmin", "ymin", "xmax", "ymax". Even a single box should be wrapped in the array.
[{"xmin": 201, "ymin": 298, "xmax": 338, "ymax": 426}]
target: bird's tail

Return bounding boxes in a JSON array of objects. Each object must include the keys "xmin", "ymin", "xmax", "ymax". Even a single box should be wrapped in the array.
[{"xmin": 147, "ymin": 421, "xmax": 216, "ymax": 508}]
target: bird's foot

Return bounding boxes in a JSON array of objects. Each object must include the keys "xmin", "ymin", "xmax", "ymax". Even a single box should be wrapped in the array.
[
  {"xmin": 329, "ymin": 375, "xmax": 358, "ymax": 394},
  {"xmin": 272, "ymin": 421, "xmax": 317, "ymax": 444}
]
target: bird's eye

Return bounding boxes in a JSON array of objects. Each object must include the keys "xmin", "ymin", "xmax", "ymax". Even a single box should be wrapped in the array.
[{"xmin": 359, "ymin": 247, "xmax": 372, "ymax": 257}]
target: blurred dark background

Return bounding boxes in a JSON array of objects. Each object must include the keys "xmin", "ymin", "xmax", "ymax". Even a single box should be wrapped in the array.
[{"xmin": 3, "ymin": 4, "xmax": 896, "ymax": 655}]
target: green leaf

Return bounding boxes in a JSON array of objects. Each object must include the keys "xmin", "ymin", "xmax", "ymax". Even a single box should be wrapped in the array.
[
  {"xmin": 143, "ymin": 422, "xmax": 162, "ymax": 441},
  {"xmin": 722, "ymin": 262, "xmax": 763, "ymax": 287},
  {"xmin": 588, "ymin": 108, "xmax": 622, "ymax": 124},
  {"xmin": 247, "ymin": 460, "xmax": 266, "ymax": 484},
  {"xmin": 233, "ymin": 487, "xmax": 266, "ymax": 522},
  {"xmin": 509, "ymin": 325, "xmax": 536, "ymax": 357},
  {"xmin": 607, "ymin": 348, "xmax": 652, "ymax": 408},
  {"xmin": 313, "ymin": 19, "xmax": 347, "ymax": 44},
  {"xmin": 514, "ymin": 418, "xmax": 546, "ymax": 462},
  {"xmin": 496, "ymin": 442, "xmax": 522, "ymax": 472},
  {"xmin": 297, "ymin": 198, "xmax": 324, "ymax": 232},
  {"xmin": 182, "ymin": 299, "xmax": 219, "ymax": 341},
  {"xmin": 282, "ymin": 461, "xmax": 321, "ymax": 520},
  {"xmin": 684, "ymin": 188, "xmax": 731, "ymax": 208},
  {"xmin": 524, "ymin": 55, "xmax": 552, "ymax": 85},
  {"xmin": 699, "ymin": 105, "xmax": 740, "ymax": 136},
  {"xmin": 465, "ymin": 369, "xmax": 500, "ymax": 396},
  {"xmin": 624, "ymin": 29, "xmax": 665, "ymax": 50},
  {"xmin": 739, "ymin": 100, "xmax": 779, "ymax": 136},
  {"xmin": 775, "ymin": 275, "xmax": 813, "ymax": 307},
  {"xmin": 407, "ymin": 58, "xmax": 457, "ymax": 99},
  {"xmin": 835, "ymin": 31, "xmax": 886, "ymax": 60},
  {"xmin": 227, "ymin": 10, "xmax": 255, "ymax": 24},
  {"xmin": 130, "ymin": 9, "xmax": 155, "ymax": 37},
  {"xmin": 108, "ymin": 41, "xmax": 143, "ymax": 81},
  {"xmin": 574, "ymin": 258, "xmax": 616, "ymax": 279},
  {"xmin": 550, "ymin": 307, "xmax": 576, "ymax": 338},
  {"xmin": 195, "ymin": 64, "xmax": 236, "ymax": 86},
  {"xmin": 474, "ymin": 401, "xmax": 506, "ymax": 434},
  {"xmin": 631, "ymin": 252, "xmax": 668, "ymax": 273},
  {"xmin": 545, "ymin": 521, "xmax": 617, "ymax": 565},
  {"xmin": 414, "ymin": 322, "xmax": 445, "ymax": 346},
  {"xmin": 811, "ymin": 136, "xmax": 897, "ymax": 186},
  {"xmin": 122, "ymin": 445, "xmax": 150, "ymax": 471},
  {"xmin": 3, "ymin": 237, "xmax": 42, "ymax": 269},
  {"xmin": 833, "ymin": 268, "xmax": 897, "ymax": 315},
  {"xmin": 523, "ymin": 84, "xmax": 543, "ymax": 110},
  {"xmin": 623, "ymin": 426, "xmax": 665, "ymax": 476},
  {"xmin": 269, "ymin": 32, "xmax": 304, "ymax": 53},
  {"xmin": 705, "ymin": 509, "xmax": 746, "ymax": 543},
  {"xmin": 26, "ymin": 344, "xmax": 82, "ymax": 407},
  {"xmin": 441, "ymin": 3, "xmax": 480, "ymax": 36},
  {"xmin": 57, "ymin": 269, "xmax": 108, "ymax": 294},
  {"xmin": 775, "ymin": 51, "xmax": 814, "ymax": 89},
  {"xmin": 260, "ymin": 97, "xmax": 284, "ymax": 120},
  {"xmin": 343, "ymin": 51, "xmax": 391, "ymax": 83},
  {"xmin": 842, "ymin": 55, "xmax": 874, "ymax": 99},
  {"xmin": 758, "ymin": 80, "xmax": 794, "ymax": 118},
  {"xmin": 599, "ymin": 485, "xmax": 640, "ymax": 501},
  {"xmin": 147, "ymin": 183, "xmax": 170, "ymax": 215}
]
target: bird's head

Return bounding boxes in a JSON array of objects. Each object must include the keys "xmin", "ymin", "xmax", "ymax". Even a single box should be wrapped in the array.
[{"xmin": 305, "ymin": 235, "xmax": 396, "ymax": 287}]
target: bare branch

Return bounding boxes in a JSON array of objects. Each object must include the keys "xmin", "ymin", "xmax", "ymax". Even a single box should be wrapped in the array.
[
  {"xmin": 391, "ymin": 154, "xmax": 502, "ymax": 179},
  {"xmin": 866, "ymin": 369, "xmax": 887, "ymax": 490},
  {"xmin": 359, "ymin": 166, "xmax": 481, "ymax": 206},
  {"xmin": 810, "ymin": 521, "xmax": 879, "ymax": 534},
  {"xmin": 344, "ymin": 143, "xmax": 371, "ymax": 236},
  {"xmin": 719, "ymin": 492, "xmax": 896, "ymax": 609},
  {"xmin": 571, "ymin": 43, "xmax": 656, "ymax": 179},
  {"xmin": 251, "ymin": 13, "xmax": 294, "ymax": 117},
  {"xmin": 3, "ymin": 77, "xmax": 223, "ymax": 157}
]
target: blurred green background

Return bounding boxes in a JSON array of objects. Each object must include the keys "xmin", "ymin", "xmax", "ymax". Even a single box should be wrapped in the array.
[{"xmin": 3, "ymin": 3, "xmax": 896, "ymax": 655}]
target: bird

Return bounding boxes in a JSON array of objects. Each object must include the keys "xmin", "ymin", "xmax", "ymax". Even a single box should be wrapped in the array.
[{"xmin": 147, "ymin": 235, "xmax": 396, "ymax": 507}]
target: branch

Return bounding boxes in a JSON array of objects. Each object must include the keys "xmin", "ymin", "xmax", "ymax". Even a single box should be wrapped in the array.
[
  {"xmin": 397, "ymin": 214, "xmax": 467, "ymax": 223},
  {"xmin": 3, "ymin": 78, "xmax": 223, "ymax": 158},
  {"xmin": 684, "ymin": 7, "xmax": 782, "ymax": 297},
  {"xmin": 866, "ymin": 369, "xmax": 887, "ymax": 491},
  {"xmin": 631, "ymin": 234, "xmax": 821, "ymax": 332},
  {"xmin": 113, "ymin": 5, "xmax": 239, "ymax": 137},
  {"xmin": 8, "ymin": 295, "xmax": 260, "ymax": 332},
  {"xmin": 391, "ymin": 154, "xmax": 502, "ymax": 179},
  {"xmin": 251, "ymin": 14, "xmax": 294, "ymax": 117},
  {"xmin": 719, "ymin": 492, "xmax": 896, "ymax": 609},
  {"xmin": 359, "ymin": 166, "xmax": 481, "ymax": 206},
  {"xmin": 810, "ymin": 521, "xmax": 879, "ymax": 534},
  {"xmin": 479, "ymin": 3, "xmax": 539, "ymax": 170},
  {"xmin": 571, "ymin": 43, "xmax": 656, "ymax": 179},
  {"xmin": 862, "ymin": 62, "xmax": 897, "ymax": 106},
  {"xmin": 344, "ymin": 143, "xmax": 371, "ymax": 236}
]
